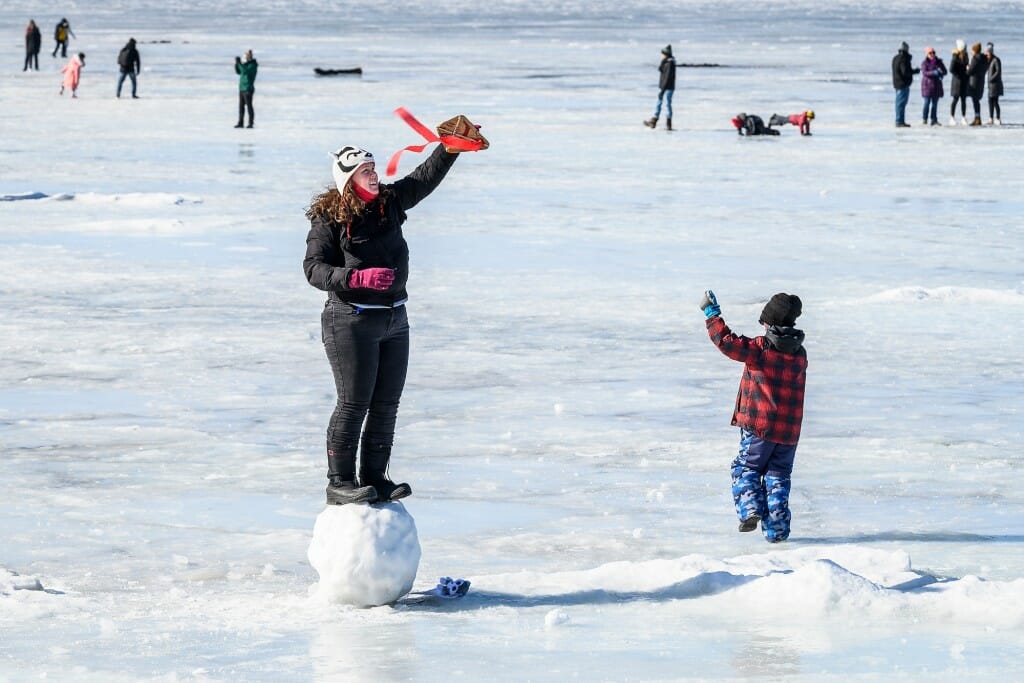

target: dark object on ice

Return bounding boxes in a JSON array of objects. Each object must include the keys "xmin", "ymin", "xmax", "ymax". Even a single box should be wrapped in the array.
[
  {"xmin": 738, "ymin": 515, "xmax": 760, "ymax": 532},
  {"xmin": 678, "ymin": 63, "xmax": 723, "ymax": 68},
  {"xmin": 326, "ymin": 480, "xmax": 379, "ymax": 505},
  {"xmin": 314, "ymin": 67, "xmax": 363, "ymax": 76},
  {"xmin": 731, "ymin": 113, "xmax": 780, "ymax": 136}
]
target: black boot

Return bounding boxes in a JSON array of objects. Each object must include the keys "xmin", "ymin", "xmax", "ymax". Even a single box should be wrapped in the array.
[
  {"xmin": 326, "ymin": 447, "xmax": 377, "ymax": 505},
  {"xmin": 359, "ymin": 435, "xmax": 411, "ymax": 501},
  {"xmin": 643, "ymin": 117, "xmax": 658, "ymax": 129},
  {"xmin": 666, "ymin": 117, "xmax": 673, "ymax": 131}
]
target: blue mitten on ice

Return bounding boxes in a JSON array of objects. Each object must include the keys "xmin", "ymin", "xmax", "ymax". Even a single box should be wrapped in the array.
[
  {"xmin": 421, "ymin": 576, "xmax": 471, "ymax": 598},
  {"xmin": 699, "ymin": 290, "xmax": 721, "ymax": 319}
]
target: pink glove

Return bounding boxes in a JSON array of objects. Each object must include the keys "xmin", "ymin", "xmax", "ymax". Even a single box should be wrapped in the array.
[{"xmin": 348, "ymin": 267, "xmax": 395, "ymax": 291}]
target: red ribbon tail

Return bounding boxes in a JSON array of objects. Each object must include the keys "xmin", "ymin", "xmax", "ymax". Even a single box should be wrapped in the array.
[{"xmin": 386, "ymin": 107, "xmax": 484, "ymax": 176}]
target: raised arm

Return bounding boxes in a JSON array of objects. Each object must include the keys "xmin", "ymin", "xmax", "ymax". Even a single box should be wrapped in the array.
[{"xmin": 390, "ymin": 144, "xmax": 458, "ymax": 212}]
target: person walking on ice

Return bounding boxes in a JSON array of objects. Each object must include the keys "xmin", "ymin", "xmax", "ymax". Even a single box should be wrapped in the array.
[
  {"xmin": 644, "ymin": 44, "xmax": 676, "ymax": 131},
  {"xmin": 769, "ymin": 110, "xmax": 815, "ymax": 135},
  {"xmin": 699, "ymin": 290, "xmax": 807, "ymax": 543},
  {"xmin": 59, "ymin": 52, "xmax": 85, "ymax": 97},
  {"xmin": 51, "ymin": 18, "xmax": 74, "ymax": 58}
]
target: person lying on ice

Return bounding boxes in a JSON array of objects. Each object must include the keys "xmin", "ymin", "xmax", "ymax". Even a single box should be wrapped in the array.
[
  {"xmin": 730, "ymin": 113, "xmax": 780, "ymax": 136},
  {"xmin": 769, "ymin": 110, "xmax": 815, "ymax": 135}
]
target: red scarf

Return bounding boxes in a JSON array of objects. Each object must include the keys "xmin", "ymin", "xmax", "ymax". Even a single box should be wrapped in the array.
[{"xmin": 352, "ymin": 183, "xmax": 378, "ymax": 203}]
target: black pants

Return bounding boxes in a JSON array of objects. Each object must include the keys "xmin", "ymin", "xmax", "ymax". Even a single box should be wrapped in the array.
[
  {"xmin": 52, "ymin": 40, "xmax": 67, "ymax": 58},
  {"xmin": 950, "ymin": 95, "xmax": 966, "ymax": 117},
  {"xmin": 989, "ymin": 96, "xmax": 1001, "ymax": 120},
  {"xmin": 24, "ymin": 50, "xmax": 39, "ymax": 70},
  {"xmin": 321, "ymin": 302, "xmax": 410, "ymax": 464},
  {"xmin": 237, "ymin": 90, "xmax": 254, "ymax": 126},
  {"xmin": 971, "ymin": 95, "xmax": 982, "ymax": 117}
]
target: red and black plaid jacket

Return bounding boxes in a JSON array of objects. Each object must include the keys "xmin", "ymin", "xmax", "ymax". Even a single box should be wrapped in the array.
[{"xmin": 706, "ymin": 316, "xmax": 807, "ymax": 445}]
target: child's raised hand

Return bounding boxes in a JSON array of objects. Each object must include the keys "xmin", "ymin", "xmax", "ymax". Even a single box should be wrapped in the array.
[{"xmin": 699, "ymin": 290, "xmax": 721, "ymax": 319}]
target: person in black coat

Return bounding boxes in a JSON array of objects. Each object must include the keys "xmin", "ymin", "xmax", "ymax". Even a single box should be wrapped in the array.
[
  {"xmin": 24, "ymin": 19, "xmax": 41, "ymax": 71},
  {"xmin": 643, "ymin": 44, "xmax": 677, "ymax": 130},
  {"xmin": 986, "ymin": 42, "xmax": 1003, "ymax": 125},
  {"xmin": 116, "ymin": 38, "xmax": 141, "ymax": 98},
  {"xmin": 892, "ymin": 42, "xmax": 920, "ymax": 127},
  {"xmin": 303, "ymin": 129, "xmax": 476, "ymax": 506},
  {"xmin": 966, "ymin": 42, "xmax": 988, "ymax": 125},
  {"xmin": 949, "ymin": 40, "xmax": 969, "ymax": 125}
]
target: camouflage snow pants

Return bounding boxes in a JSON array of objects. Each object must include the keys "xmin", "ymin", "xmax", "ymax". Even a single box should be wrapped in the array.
[{"xmin": 731, "ymin": 429, "xmax": 797, "ymax": 542}]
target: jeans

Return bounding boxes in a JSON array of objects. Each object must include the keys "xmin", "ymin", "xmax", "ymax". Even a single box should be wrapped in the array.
[
  {"xmin": 117, "ymin": 71, "xmax": 137, "ymax": 97},
  {"xmin": 321, "ymin": 302, "xmax": 410, "ymax": 461},
  {"xmin": 894, "ymin": 87, "xmax": 910, "ymax": 124},
  {"xmin": 653, "ymin": 88, "xmax": 674, "ymax": 119},
  {"xmin": 238, "ymin": 90, "xmax": 254, "ymax": 126},
  {"xmin": 922, "ymin": 96, "xmax": 939, "ymax": 123},
  {"xmin": 730, "ymin": 429, "xmax": 798, "ymax": 542},
  {"xmin": 52, "ymin": 40, "xmax": 67, "ymax": 58}
]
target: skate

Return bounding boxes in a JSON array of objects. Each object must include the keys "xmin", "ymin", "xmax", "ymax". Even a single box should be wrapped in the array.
[{"xmin": 738, "ymin": 515, "xmax": 761, "ymax": 533}]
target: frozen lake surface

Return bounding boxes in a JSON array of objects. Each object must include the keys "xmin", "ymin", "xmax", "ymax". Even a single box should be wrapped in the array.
[{"xmin": 2, "ymin": 1, "xmax": 1023, "ymax": 680}]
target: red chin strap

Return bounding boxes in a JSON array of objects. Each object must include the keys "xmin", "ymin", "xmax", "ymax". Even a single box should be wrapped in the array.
[{"xmin": 385, "ymin": 107, "xmax": 484, "ymax": 177}]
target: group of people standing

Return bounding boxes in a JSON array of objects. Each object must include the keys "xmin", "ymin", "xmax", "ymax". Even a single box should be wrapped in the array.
[{"xmin": 893, "ymin": 40, "xmax": 1004, "ymax": 127}]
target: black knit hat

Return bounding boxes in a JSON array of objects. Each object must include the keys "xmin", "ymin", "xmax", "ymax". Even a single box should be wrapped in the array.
[
  {"xmin": 662, "ymin": 44, "xmax": 673, "ymax": 57},
  {"xmin": 759, "ymin": 293, "xmax": 802, "ymax": 326}
]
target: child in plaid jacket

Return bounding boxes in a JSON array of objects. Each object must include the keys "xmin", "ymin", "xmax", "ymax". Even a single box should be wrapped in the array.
[{"xmin": 700, "ymin": 290, "xmax": 807, "ymax": 542}]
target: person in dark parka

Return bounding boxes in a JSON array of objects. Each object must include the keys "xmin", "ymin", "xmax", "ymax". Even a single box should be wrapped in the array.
[
  {"xmin": 303, "ymin": 125, "xmax": 480, "ymax": 506},
  {"xmin": 24, "ymin": 20, "xmax": 42, "ymax": 71},
  {"xmin": 892, "ymin": 41, "xmax": 920, "ymax": 127},
  {"xmin": 949, "ymin": 40, "xmax": 969, "ymax": 125},
  {"xmin": 116, "ymin": 38, "xmax": 141, "ymax": 98},
  {"xmin": 51, "ymin": 18, "xmax": 74, "ymax": 58},
  {"xmin": 966, "ymin": 42, "xmax": 988, "ymax": 125},
  {"xmin": 986, "ymin": 43, "xmax": 1003, "ymax": 125},
  {"xmin": 644, "ymin": 44, "xmax": 677, "ymax": 131}
]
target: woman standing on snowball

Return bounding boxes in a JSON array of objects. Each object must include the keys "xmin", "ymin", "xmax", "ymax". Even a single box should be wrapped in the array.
[{"xmin": 303, "ymin": 120, "xmax": 483, "ymax": 506}]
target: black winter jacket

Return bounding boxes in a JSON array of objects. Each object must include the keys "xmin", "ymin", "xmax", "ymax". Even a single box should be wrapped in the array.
[
  {"xmin": 304, "ymin": 145, "xmax": 458, "ymax": 307},
  {"xmin": 118, "ymin": 42, "xmax": 140, "ymax": 74},
  {"xmin": 988, "ymin": 55, "xmax": 1003, "ymax": 97},
  {"xmin": 892, "ymin": 49, "xmax": 919, "ymax": 89},
  {"xmin": 967, "ymin": 53, "xmax": 988, "ymax": 98},
  {"xmin": 950, "ymin": 52, "xmax": 968, "ymax": 98},
  {"xmin": 658, "ymin": 56, "xmax": 677, "ymax": 90}
]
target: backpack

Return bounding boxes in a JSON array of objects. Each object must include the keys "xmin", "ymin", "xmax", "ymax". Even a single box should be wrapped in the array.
[{"xmin": 118, "ymin": 46, "xmax": 131, "ymax": 69}]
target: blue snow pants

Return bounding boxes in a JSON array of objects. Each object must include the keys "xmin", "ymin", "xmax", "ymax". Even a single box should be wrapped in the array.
[{"xmin": 731, "ymin": 429, "xmax": 797, "ymax": 542}]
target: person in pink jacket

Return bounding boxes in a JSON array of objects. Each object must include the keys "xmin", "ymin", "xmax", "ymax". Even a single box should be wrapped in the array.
[
  {"xmin": 60, "ymin": 52, "xmax": 85, "ymax": 97},
  {"xmin": 769, "ymin": 110, "xmax": 815, "ymax": 135}
]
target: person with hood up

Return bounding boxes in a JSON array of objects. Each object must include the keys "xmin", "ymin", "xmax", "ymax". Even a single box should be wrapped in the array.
[
  {"xmin": 116, "ymin": 38, "xmax": 141, "ymax": 99},
  {"xmin": 730, "ymin": 113, "xmax": 780, "ymax": 136},
  {"xmin": 59, "ymin": 52, "xmax": 85, "ymax": 97},
  {"xmin": 24, "ymin": 19, "xmax": 42, "ymax": 71},
  {"xmin": 643, "ymin": 44, "xmax": 676, "ymax": 131},
  {"xmin": 234, "ymin": 49, "xmax": 258, "ymax": 128},
  {"xmin": 892, "ymin": 41, "xmax": 920, "ymax": 127},
  {"xmin": 768, "ymin": 110, "xmax": 815, "ymax": 135},
  {"xmin": 920, "ymin": 47, "xmax": 947, "ymax": 126},
  {"xmin": 986, "ymin": 42, "xmax": 1003, "ymax": 125},
  {"xmin": 51, "ymin": 18, "xmax": 74, "ymax": 58},
  {"xmin": 699, "ymin": 290, "xmax": 808, "ymax": 543},
  {"xmin": 966, "ymin": 42, "xmax": 989, "ymax": 126},
  {"xmin": 302, "ymin": 116, "xmax": 486, "ymax": 506},
  {"xmin": 949, "ymin": 39, "xmax": 969, "ymax": 125}
]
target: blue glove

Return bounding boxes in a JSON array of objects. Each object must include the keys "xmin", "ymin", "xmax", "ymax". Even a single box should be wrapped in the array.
[{"xmin": 699, "ymin": 290, "xmax": 721, "ymax": 319}]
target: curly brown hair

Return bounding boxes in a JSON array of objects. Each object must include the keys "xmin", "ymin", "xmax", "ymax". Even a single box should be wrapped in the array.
[{"xmin": 305, "ymin": 186, "xmax": 366, "ymax": 225}]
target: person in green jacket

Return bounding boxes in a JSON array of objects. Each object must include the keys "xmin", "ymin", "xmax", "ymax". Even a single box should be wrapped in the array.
[{"xmin": 234, "ymin": 49, "xmax": 258, "ymax": 128}]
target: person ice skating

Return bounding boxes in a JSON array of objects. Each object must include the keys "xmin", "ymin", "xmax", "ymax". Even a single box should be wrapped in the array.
[
  {"xmin": 986, "ymin": 43, "xmax": 1002, "ymax": 125},
  {"xmin": 59, "ymin": 52, "xmax": 84, "ymax": 97},
  {"xmin": 51, "ymin": 18, "xmax": 74, "ymax": 58},
  {"xmin": 892, "ymin": 41, "xmax": 920, "ymax": 127},
  {"xmin": 920, "ymin": 47, "xmax": 947, "ymax": 126},
  {"xmin": 644, "ymin": 44, "xmax": 676, "ymax": 131},
  {"xmin": 303, "ymin": 117, "xmax": 485, "ymax": 506},
  {"xmin": 768, "ymin": 110, "xmax": 815, "ymax": 135},
  {"xmin": 24, "ymin": 20, "xmax": 42, "ymax": 71},
  {"xmin": 966, "ymin": 42, "xmax": 988, "ymax": 126},
  {"xmin": 699, "ymin": 291, "xmax": 807, "ymax": 543},
  {"xmin": 234, "ymin": 50, "xmax": 257, "ymax": 128},
  {"xmin": 730, "ymin": 113, "xmax": 780, "ymax": 136},
  {"xmin": 949, "ymin": 40, "xmax": 969, "ymax": 125},
  {"xmin": 116, "ymin": 38, "xmax": 140, "ymax": 99}
]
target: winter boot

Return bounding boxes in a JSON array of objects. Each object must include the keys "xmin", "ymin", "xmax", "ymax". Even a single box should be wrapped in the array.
[
  {"xmin": 359, "ymin": 435, "xmax": 412, "ymax": 501},
  {"xmin": 326, "ymin": 447, "xmax": 378, "ymax": 505},
  {"xmin": 970, "ymin": 116, "xmax": 982, "ymax": 126},
  {"xmin": 643, "ymin": 117, "xmax": 658, "ymax": 129},
  {"xmin": 666, "ymin": 117, "xmax": 673, "ymax": 131},
  {"xmin": 738, "ymin": 515, "xmax": 761, "ymax": 533}
]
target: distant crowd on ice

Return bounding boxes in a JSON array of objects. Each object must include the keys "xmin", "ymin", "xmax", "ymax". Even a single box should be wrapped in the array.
[
  {"xmin": 893, "ymin": 40, "xmax": 1004, "ymax": 127},
  {"xmin": 20, "ymin": 16, "xmax": 258, "ymax": 127}
]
